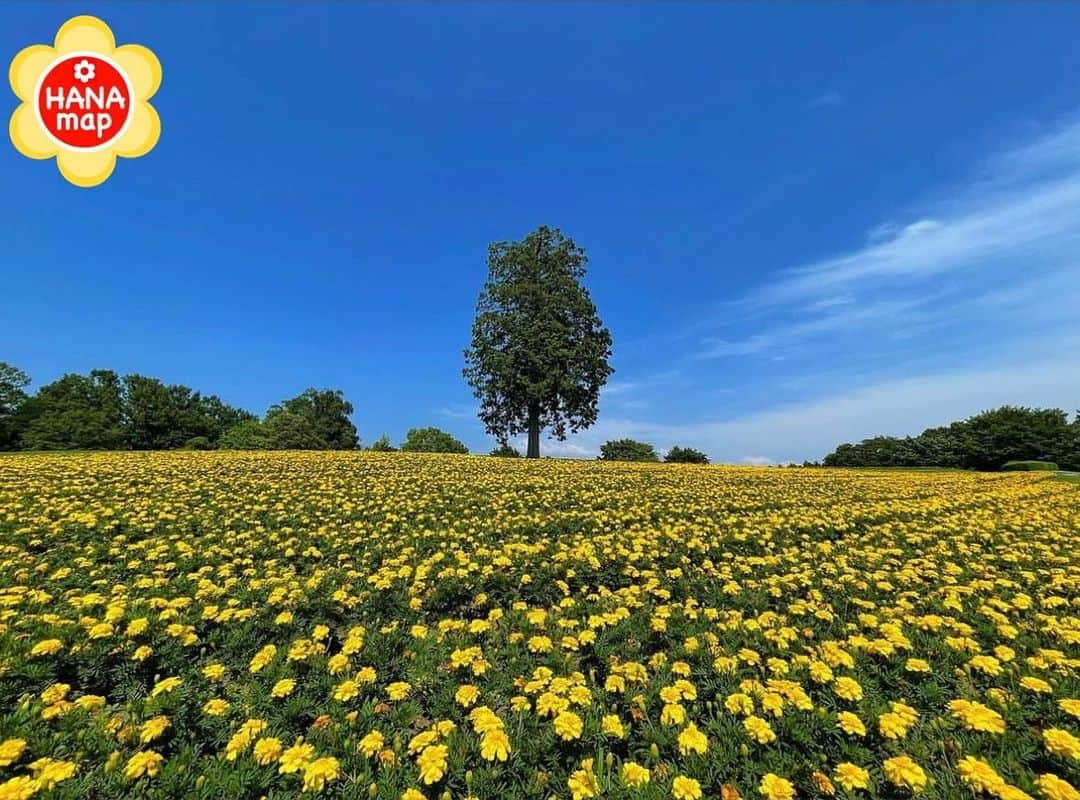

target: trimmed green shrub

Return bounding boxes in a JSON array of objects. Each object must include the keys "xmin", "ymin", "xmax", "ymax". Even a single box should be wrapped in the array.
[
  {"xmin": 369, "ymin": 434, "xmax": 396, "ymax": 452},
  {"xmin": 598, "ymin": 439, "xmax": 659, "ymax": 462},
  {"xmin": 490, "ymin": 443, "xmax": 522, "ymax": 458},
  {"xmin": 1001, "ymin": 460, "xmax": 1058, "ymax": 471},
  {"xmin": 400, "ymin": 427, "xmax": 468, "ymax": 454},
  {"xmin": 665, "ymin": 446, "xmax": 708, "ymax": 464}
]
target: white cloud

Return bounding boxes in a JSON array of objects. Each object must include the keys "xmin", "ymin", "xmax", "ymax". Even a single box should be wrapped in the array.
[{"xmin": 551, "ymin": 351, "xmax": 1080, "ymax": 464}]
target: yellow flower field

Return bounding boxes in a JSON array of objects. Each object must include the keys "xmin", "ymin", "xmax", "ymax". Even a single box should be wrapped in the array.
[{"xmin": 0, "ymin": 452, "xmax": 1078, "ymax": 800}]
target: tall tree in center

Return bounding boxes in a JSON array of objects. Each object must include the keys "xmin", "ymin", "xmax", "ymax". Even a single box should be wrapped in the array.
[{"xmin": 464, "ymin": 226, "xmax": 613, "ymax": 458}]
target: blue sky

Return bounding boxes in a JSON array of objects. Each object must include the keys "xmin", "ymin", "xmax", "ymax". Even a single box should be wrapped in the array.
[{"xmin": 5, "ymin": 2, "xmax": 1080, "ymax": 462}]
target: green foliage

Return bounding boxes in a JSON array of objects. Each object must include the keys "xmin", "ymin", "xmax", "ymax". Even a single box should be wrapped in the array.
[
  {"xmin": 19, "ymin": 370, "xmax": 124, "ymax": 450},
  {"xmin": 463, "ymin": 225, "xmax": 613, "ymax": 458},
  {"xmin": 823, "ymin": 406, "xmax": 1080, "ymax": 471},
  {"xmin": 400, "ymin": 427, "xmax": 468, "ymax": 454},
  {"xmin": 1001, "ymin": 460, "xmax": 1058, "ymax": 471},
  {"xmin": 490, "ymin": 442, "xmax": 522, "ymax": 457},
  {"xmin": 219, "ymin": 419, "xmax": 270, "ymax": 450},
  {"xmin": 269, "ymin": 388, "xmax": 358, "ymax": 449},
  {"xmin": 665, "ymin": 445, "xmax": 709, "ymax": 464},
  {"xmin": 369, "ymin": 434, "xmax": 396, "ymax": 452},
  {"xmin": 120, "ymin": 374, "xmax": 250, "ymax": 449},
  {"xmin": 263, "ymin": 411, "xmax": 326, "ymax": 450},
  {"xmin": 183, "ymin": 436, "xmax": 213, "ymax": 451},
  {"xmin": 0, "ymin": 362, "xmax": 30, "ymax": 450},
  {"xmin": 598, "ymin": 438, "xmax": 659, "ymax": 462}
]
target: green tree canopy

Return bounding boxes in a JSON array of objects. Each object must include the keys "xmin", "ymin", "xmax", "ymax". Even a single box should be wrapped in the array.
[
  {"xmin": 263, "ymin": 411, "xmax": 326, "ymax": 450},
  {"xmin": 19, "ymin": 370, "xmax": 124, "ymax": 450},
  {"xmin": 665, "ymin": 446, "xmax": 709, "ymax": 464},
  {"xmin": 269, "ymin": 388, "xmax": 358, "ymax": 449},
  {"xmin": 368, "ymin": 434, "xmax": 396, "ymax": 452},
  {"xmin": 0, "ymin": 362, "xmax": 30, "ymax": 450},
  {"xmin": 464, "ymin": 226, "xmax": 613, "ymax": 458},
  {"xmin": 400, "ymin": 427, "xmax": 468, "ymax": 454},
  {"xmin": 219, "ymin": 419, "xmax": 271, "ymax": 450},
  {"xmin": 598, "ymin": 439, "xmax": 659, "ymax": 462}
]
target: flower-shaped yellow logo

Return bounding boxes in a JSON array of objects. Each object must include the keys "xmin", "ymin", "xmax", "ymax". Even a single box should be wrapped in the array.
[{"xmin": 9, "ymin": 15, "xmax": 161, "ymax": 187}]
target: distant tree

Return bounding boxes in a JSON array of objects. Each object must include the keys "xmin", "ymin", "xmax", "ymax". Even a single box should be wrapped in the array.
[
  {"xmin": 490, "ymin": 442, "xmax": 522, "ymax": 457},
  {"xmin": 199, "ymin": 395, "xmax": 256, "ymax": 445},
  {"xmin": 952, "ymin": 406, "xmax": 1071, "ymax": 471},
  {"xmin": 0, "ymin": 362, "xmax": 30, "ymax": 450},
  {"xmin": 599, "ymin": 438, "xmax": 659, "ymax": 462},
  {"xmin": 19, "ymin": 370, "xmax": 124, "ymax": 450},
  {"xmin": 270, "ymin": 388, "xmax": 358, "ymax": 449},
  {"xmin": 665, "ymin": 446, "xmax": 708, "ymax": 464},
  {"xmin": 183, "ymin": 436, "xmax": 212, "ymax": 451},
  {"xmin": 400, "ymin": 427, "xmax": 468, "ymax": 454},
  {"xmin": 219, "ymin": 419, "xmax": 270, "ymax": 450},
  {"xmin": 369, "ymin": 434, "xmax": 396, "ymax": 452},
  {"xmin": 464, "ymin": 225, "xmax": 613, "ymax": 458},
  {"xmin": 263, "ymin": 411, "xmax": 326, "ymax": 450}
]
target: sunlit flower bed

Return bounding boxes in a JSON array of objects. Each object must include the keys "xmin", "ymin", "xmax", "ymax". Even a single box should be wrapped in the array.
[{"xmin": 0, "ymin": 452, "xmax": 1078, "ymax": 800}]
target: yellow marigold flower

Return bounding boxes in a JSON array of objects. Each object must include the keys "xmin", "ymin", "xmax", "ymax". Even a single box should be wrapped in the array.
[
  {"xmin": 250, "ymin": 644, "xmax": 277, "ymax": 673},
  {"xmin": 568, "ymin": 759, "xmax": 599, "ymax": 800},
  {"xmin": 387, "ymin": 681, "xmax": 411, "ymax": 701},
  {"xmin": 836, "ymin": 711, "xmax": 866, "ymax": 736},
  {"xmin": 948, "ymin": 700, "xmax": 1006, "ymax": 734},
  {"xmin": 957, "ymin": 757, "xmax": 1005, "ymax": 794},
  {"xmin": 150, "ymin": 676, "xmax": 181, "ymax": 697},
  {"xmin": 358, "ymin": 731, "xmax": 384, "ymax": 757},
  {"xmin": 279, "ymin": 741, "xmax": 315, "ymax": 774},
  {"xmin": 326, "ymin": 653, "xmax": 349, "ymax": 675},
  {"xmin": 480, "ymin": 729, "xmax": 510, "ymax": 761},
  {"xmin": 203, "ymin": 698, "xmax": 230, "ymax": 716},
  {"xmin": 834, "ymin": 763, "xmax": 870, "ymax": 792},
  {"xmin": 1059, "ymin": 700, "xmax": 1080, "ymax": 720},
  {"xmin": 678, "ymin": 722, "xmax": 708, "ymax": 755},
  {"xmin": 89, "ymin": 622, "xmax": 114, "ymax": 639},
  {"xmin": 510, "ymin": 695, "xmax": 531, "ymax": 712},
  {"xmin": 271, "ymin": 678, "xmax": 296, "ymax": 698},
  {"xmin": 883, "ymin": 756, "xmax": 927, "ymax": 793},
  {"xmin": 602, "ymin": 714, "xmax": 625, "ymax": 738},
  {"xmin": 132, "ymin": 645, "xmax": 153, "ymax": 661},
  {"xmin": 674, "ymin": 775, "xmax": 704, "ymax": 800},
  {"xmin": 969, "ymin": 655, "xmax": 1003, "ymax": 677},
  {"xmin": 416, "ymin": 745, "xmax": 448, "ymax": 785},
  {"xmin": 139, "ymin": 715, "xmax": 170, "ymax": 744},
  {"xmin": 834, "ymin": 677, "xmax": 863, "ymax": 702},
  {"xmin": 408, "ymin": 731, "xmax": 438, "ymax": 755},
  {"xmin": 302, "ymin": 756, "xmax": 340, "ymax": 792},
  {"xmin": 0, "ymin": 776, "xmax": 38, "ymax": 799},
  {"xmin": 661, "ymin": 703, "xmax": 687, "ymax": 726},
  {"xmin": 123, "ymin": 750, "xmax": 164, "ymax": 780},
  {"xmin": 30, "ymin": 639, "xmax": 63, "ymax": 657},
  {"xmin": 1021, "ymin": 677, "xmax": 1053, "ymax": 694},
  {"xmin": 333, "ymin": 680, "xmax": 359, "ymax": 702},
  {"xmin": 202, "ymin": 663, "xmax": 226, "ymax": 681},
  {"xmin": 0, "ymin": 739, "xmax": 27, "ymax": 768},
  {"xmin": 759, "ymin": 773, "xmax": 795, "ymax": 800},
  {"xmin": 1044, "ymin": 728, "xmax": 1080, "ymax": 760},
  {"xmin": 905, "ymin": 658, "xmax": 930, "ymax": 673},
  {"xmin": 253, "ymin": 737, "xmax": 283, "ymax": 766},
  {"xmin": 554, "ymin": 710, "xmax": 584, "ymax": 741},
  {"xmin": 75, "ymin": 694, "xmax": 106, "ymax": 711},
  {"xmin": 744, "ymin": 715, "xmax": 776, "ymax": 745},
  {"xmin": 41, "ymin": 683, "xmax": 70, "ymax": 704},
  {"xmin": 401, "ymin": 791, "xmax": 425, "ymax": 800},
  {"xmin": 878, "ymin": 712, "xmax": 912, "ymax": 739},
  {"xmin": 1037, "ymin": 774, "xmax": 1080, "ymax": 800},
  {"xmin": 28, "ymin": 758, "xmax": 78, "ymax": 790},
  {"xmin": 726, "ymin": 693, "xmax": 755, "ymax": 716},
  {"xmin": 622, "ymin": 761, "xmax": 651, "ymax": 787},
  {"xmin": 456, "ymin": 684, "xmax": 480, "ymax": 707}
]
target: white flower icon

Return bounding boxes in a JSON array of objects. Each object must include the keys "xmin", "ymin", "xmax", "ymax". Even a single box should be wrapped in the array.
[{"xmin": 73, "ymin": 58, "xmax": 95, "ymax": 83}]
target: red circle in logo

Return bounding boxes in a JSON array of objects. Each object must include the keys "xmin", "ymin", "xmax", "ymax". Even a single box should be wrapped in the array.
[{"xmin": 36, "ymin": 54, "xmax": 132, "ymax": 149}]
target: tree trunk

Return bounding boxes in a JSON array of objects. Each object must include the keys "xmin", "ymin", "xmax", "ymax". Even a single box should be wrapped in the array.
[{"xmin": 527, "ymin": 403, "xmax": 540, "ymax": 458}]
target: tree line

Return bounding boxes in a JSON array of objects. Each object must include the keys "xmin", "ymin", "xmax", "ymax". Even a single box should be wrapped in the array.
[
  {"xmin": 0, "ymin": 362, "xmax": 469, "ymax": 454},
  {"xmin": 820, "ymin": 405, "xmax": 1080, "ymax": 471}
]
